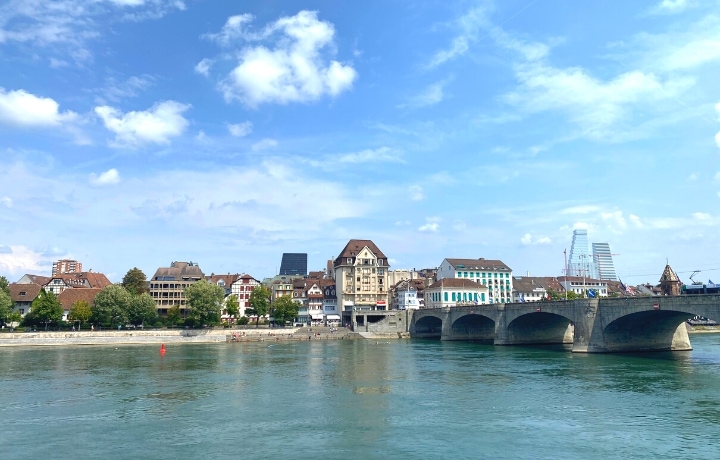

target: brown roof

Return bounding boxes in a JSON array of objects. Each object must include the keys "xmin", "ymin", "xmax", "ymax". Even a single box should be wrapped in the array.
[
  {"xmin": 446, "ymin": 258, "xmax": 511, "ymax": 272},
  {"xmin": 152, "ymin": 261, "xmax": 204, "ymax": 281},
  {"xmin": 429, "ymin": 278, "xmax": 487, "ymax": 289},
  {"xmin": 9, "ymin": 283, "xmax": 42, "ymax": 302},
  {"xmin": 57, "ymin": 288, "xmax": 102, "ymax": 311},
  {"xmin": 659, "ymin": 264, "xmax": 680, "ymax": 283},
  {"xmin": 19, "ymin": 274, "xmax": 51, "ymax": 285},
  {"xmin": 307, "ymin": 271, "xmax": 325, "ymax": 280},
  {"xmin": 512, "ymin": 277, "xmax": 549, "ymax": 293},
  {"xmin": 205, "ymin": 273, "xmax": 240, "ymax": 286},
  {"xmin": 334, "ymin": 239, "xmax": 389, "ymax": 267}
]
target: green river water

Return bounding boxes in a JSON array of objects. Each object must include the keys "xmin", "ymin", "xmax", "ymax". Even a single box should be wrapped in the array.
[{"xmin": 2, "ymin": 335, "xmax": 720, "ymax": 459}]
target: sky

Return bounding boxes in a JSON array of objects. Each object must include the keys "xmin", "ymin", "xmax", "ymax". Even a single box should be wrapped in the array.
[{"xmin": 1, "ymin": 0, "xmax": 720, "ymax": 285}]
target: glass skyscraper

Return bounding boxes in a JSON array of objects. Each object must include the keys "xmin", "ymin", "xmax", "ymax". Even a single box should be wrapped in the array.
[
  {"xmin": 279, "ymin": 253, "xmax": 308, "ymax": 276},
  {"xmin": 568, "ymin": 230, "xmax": 595, "ymax": 278},
  {"xmin": 592, "ymin": 243, "xmax": 618, "ymax": 281}
]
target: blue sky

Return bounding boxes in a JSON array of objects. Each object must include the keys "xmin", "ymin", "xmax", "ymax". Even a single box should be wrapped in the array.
[{"xmin": 1, "ymin": 0, "xmax": 720, "ymax": 285}]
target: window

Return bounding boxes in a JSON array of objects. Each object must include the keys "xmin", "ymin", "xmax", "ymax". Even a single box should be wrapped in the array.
[
  {"xmin": 347, "ymin": 258, "xmax": 352, "ymax": 264},
  {"xmin": 444, "ymin": 292, "xmax": 448, "ymax": 301},
  {"xmin": 452, "ymin": 292, "xmax": 456, "ymax": 301},
  {"xmin": 470, "ymin": 272, "xmax": 474, "ymax": 278},
  {"xmin": 19, "ymin": 291, "xmax": 26, "ymax": 296}
]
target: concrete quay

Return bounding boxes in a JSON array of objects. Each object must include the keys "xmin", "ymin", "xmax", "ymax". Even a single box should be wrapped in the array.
[{"xmin": 0, "ymin": 329, "xmax": 235, "ymax": 347}]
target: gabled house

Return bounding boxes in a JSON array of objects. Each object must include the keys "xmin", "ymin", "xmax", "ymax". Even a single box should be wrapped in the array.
[
  {"xmin": 333, "ymin": 239, "xmax": 390, "ymax": 313},
  {"xmin": 230, "ymin": 274, "xmax": 261, "ymax": 318},
  {"xmin": 424, "ymin": 278, "xmax": 490, "ymax": 308},
  {"xmin": 58, "ymin": 288, "xmax": 102, "ymax": 321},
  {"xmin": 9, "ymin": 283, "xmax": 42, "ymax": 317}
]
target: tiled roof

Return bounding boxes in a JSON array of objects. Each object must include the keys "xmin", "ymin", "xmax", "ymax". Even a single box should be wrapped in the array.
[
  {"xmin": 9, "ymin": 283, "xmax": 42, "ymax": 302},
  {"xmin": 205, "ymin": 273, "xmax": 240, "ymax": 286},
  {"xmin": 659, "ymin": 264, "xmax": 680, "ymax": 283},
  {"xmin": 334, "ymin": 239, "xmax": 389, "ymax": 267},
  {"xmin": 446, "ymin": 258, "xmax": 511, "ymax": 272},
  {"xmin": 152, "ymin": 261, "xmax": 204, "ymax": 280},
  {"xmin": 19, "ymin": 274, "xmax": 52, "ymax": 285},
  {"xmin": 428, "ymin": 278, "xmax": 487, "ymax": 289},
  {"xmin": 58, "ymin": 288, "xmax": 103, "ymax": 310},
  {"xmin": 512, "ymin": 277, "xmax": 548, "ymax": 292}
]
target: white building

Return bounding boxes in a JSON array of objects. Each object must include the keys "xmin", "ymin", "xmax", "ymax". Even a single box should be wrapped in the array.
[
  {"xmin": 436, "ymin": 258, "xmax": 513, "ymax": 304},
  {"xmin": 558, "ymin": 276, "xmax": 608, "ymax": 297},
  {"xmin": 333, "ymin": 239, "xmax": 390, "ymax": 312},
  {"xmin": 424, "ymin": 278, "xmax": 490, "ymax": 308}
]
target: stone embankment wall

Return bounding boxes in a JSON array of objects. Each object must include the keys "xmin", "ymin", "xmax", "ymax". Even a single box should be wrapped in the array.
[{"xmin": 1, "ymin": 329, "xmax": 242, "ymax": 347}]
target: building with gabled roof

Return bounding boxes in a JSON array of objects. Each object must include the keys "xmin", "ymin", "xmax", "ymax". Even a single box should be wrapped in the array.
[
  {"xmin": 333, "ymin": 239, "xmax": 390, "ymax": 316},
  {"xmin": 58, "ymin": 288, "xmax": 102, "ymax": 321},
  {"xmin": 659, "ymin": 263, "xmax": 681, "ymax": 296},
  {"xmin": 9, "ymin": 283, "xmax": 42, "ymax": 317}
]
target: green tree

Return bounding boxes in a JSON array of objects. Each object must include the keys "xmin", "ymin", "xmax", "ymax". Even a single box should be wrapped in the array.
[
  {"xmin": 68, "ymin": 300, "xmax": 92, "ymax": 329},
  {"xmin": 247, "ymin": 285, "xmax": 270, "ymax": 328},
  {"xmin": 92, "ymin": 285, "xmax": 131, "ymax": 328},
  {"xmin": 271, "ymin": 295, "xmax": 299, "ymax": 325},
  {"xmin": 224, "ymin": 294, "xmax": 239, "ymax": 322},
  {"xmin": 184, "ymin": 280, "xmax": 224, "ymax": 326},
  {"xmin": 0, "ymin": 289, "xmax": 13, "ymax": 326},
  {"xmin": 127, "ymin": 293, "xmax": 158, "ymax": 326},
  {"xmin": 30, "ymin": 289, "xmax": 63, "ymax": 330},
  {"xmin": 0, "ymin": 275, "xmax": 10, "ymax": 297},
  {"xmin": 165, "ymin": 305, "xmax": 181, "ymax": 327},
  {"xmin": 121, "ymin": 267, "xmax": 149, "ymax": 295}
]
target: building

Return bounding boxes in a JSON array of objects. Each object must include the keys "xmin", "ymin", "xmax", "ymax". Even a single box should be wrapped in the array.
[
  {"xmin": 279, "ymin": 253, "xmax": 307, "ymax": 276},
  {"xmin": 557, "ymin": 276, "xmax": 608, "ymax": 297},
  {"xmin": 568, "ymin": 230, "xmax": 595, "ymax": 278},
  {"xmin": 52, "ymin": 259, "xmax": 82, "ymax": 276},
  {"xmin": 424, "ymin": 278, "xmax": 489, "ymax": 308},
  {"xmin": 41, "ymin": 271, "xmax": 112, "ymax": 296},
  {"xmin": 9, "ymin": 283, "xmax": 42, "ymax": 317},
  {"xmin": 149, "ymin": 261, "xmax": 204, "ymax": 316},
  {"xmin": 511, "ymin": 277, "xmax": 549, "ymax": 303},
  {"xmin": 390, "ymin": 278, "xmax": 427, "ymax": 310},
  {"xmin": 322, "ymin": 283, "xmax": 340, "ymax": 323},
  {"xmin": 231, "ymin": 274, "xmax": 261, "ymax": 317},
  {"xmin": 592, "ymin": 242, "xmax": 618, "ymax": 281},
  {"xmin": 58, "ymin": 288, "xmax": 102, "ymax": 322},
  {"xmin": 333, "ymin": 239, "xmax": 390, "ymax": 314},
  {"xmin": 659, "ymin": 263, "xmax": 681, "ymax": 296},
  {"xmin": 436, "ymin": 258, "xmax": 513, "ymax": 304}
]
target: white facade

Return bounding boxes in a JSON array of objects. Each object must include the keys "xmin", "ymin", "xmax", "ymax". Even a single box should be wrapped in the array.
[
  {"xmin": 424, "ymin": 279, "xmax": 490, "ymax": 308},
  {"xmin": 230, "ymin": 275, "xmax": 261, "ymax": 317},
  {"xmin": 559, "ymin": 277, "xmax": 608, "ymax": 297},
  {"xmin": 396, "ymin": 287, "xmax": 420, "ymax": 310},
  {"xmin": 437, "ymin": 258, "xmax": 513, "ymax": 304}
]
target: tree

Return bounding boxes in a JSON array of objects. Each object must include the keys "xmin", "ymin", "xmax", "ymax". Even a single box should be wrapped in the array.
[
  {"xmin": 271, "ymin": 295, "xmax": 299, "ymax": 325},
  {"xmin": 0, "ymin": 289, "xmax": 13, "ymax": 326},
  {"xmin": 121, "ymin": 267, "xmax": 149, "ymax": 295},
  {"xmin": 247, "ymin": 285, "xmax": 270, "ymax": 328},
  {"xmin": 0, "ymin": 275, "xmax": 10, "ymax": 297},
  {"xmin": 165, "ymin": 305, "xmax": 181, "ymax": 327},
  {"xmin": 127, "ymin": 293, "xmax": 158, "ymax": 326},
  {"xmin": 30, "ymin": 289, "xmax": 63, "ymax": 330},
  {"xmin": 184, "ymin": 280, "xmax": 224, "ymax": 326},
  {"xmin": 68, "ymin": 300, "xmax": 92, "ymax": 329},
  {"xmin": 224, "ymin": 294, "xmax": 239, "ymax": 322},
  {"xmin": 92, "ymin": 285, "xmax": 131, "ymax": 328}
]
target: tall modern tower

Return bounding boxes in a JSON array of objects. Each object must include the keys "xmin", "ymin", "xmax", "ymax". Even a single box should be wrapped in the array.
[
  {"xmin": 592, "ymin": 243, "xmax": 618, "ymax": 281},
  {"xmin": 279, "ymin": 253, "xmax": 308, "ymax": 276},
  {"xmin": 568, "ymin": 230, "xmax": 594, "ymax": 278}
]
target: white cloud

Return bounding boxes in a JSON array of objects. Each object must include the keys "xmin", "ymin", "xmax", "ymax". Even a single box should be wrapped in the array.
[
  {"xmin": 693, "ymin": 212, "xmax": 711, "ymax": 221},
  {"xmin": 1, "ymin": 196, "xmax": 12, "ymax": 207},
  {"xmin": 195, "ymin": 130, "xmax": 207, "ymax": 142},
  {"xmin": 209, "ymin": 11, "xmax": 357, "ymax": 106},
  {"xmin": 418, "ymin": 217, "xmax": 440, "ymax": 233},
  {"xmin": 336, "ymin": 147, "xmax": 402, "ymax": 164},
  {"xmin": 601, "ymin": 210, "xmax": 628, "ymax": 233},
  {"xmin": 194, "ymin": 58, "xmax": 213, "ymax": 76},
  {"xmin": 89, "ymin": 168, "xmax": 120, "ymax": 186},
  {"xmin": 427, "ymin": 7, "xmax": 490, "ymax": 68},
  {"xmin": 409, "ymin": 185, "xmax": 424, "ymax": 201},
  {"xmin": 94, "ymin": 100, "xmax": 190, "ymax": 147},
  {"xmin": 0, "ymin": 245, "xmax": 46, "ymax": 277},
  {"xmin": 520, "ymin": 233, "xmax": 551, "ymax": 245},
  {"xmin": 251, "ymin": 138, "xmax": 277, "ymax": 151},
  {"xmin": 629, "ymin": 214, "xmax": 644, "ymax": 228},
  {"xmin": 572, "ymin": 222, "xmax": 589, "ymax": 230},
  {"xmin": 0, "ymin": 88, "xmax": 78, "ymax": 127},
  {"xmin": 228, "ymin": 121, "xmax": 253, "ymax": 137},
  {"xmin": 651, "ymin": 0, "xmax": 691, "ymax": 14}
]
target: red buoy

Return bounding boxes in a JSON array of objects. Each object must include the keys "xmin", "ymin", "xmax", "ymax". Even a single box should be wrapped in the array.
[{"xmin": 160, "ymin": 343, "xmax": 166, "ymax": 355}]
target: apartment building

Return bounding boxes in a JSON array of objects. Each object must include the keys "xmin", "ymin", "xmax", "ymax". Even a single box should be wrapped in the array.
[
  {"xmin": 149, "ymin": 261, "xmax": 204, "ymax": 316},
  {"xmin": 333, "ymin": 239, "xmax": 390, "ymax": 312},
  {"xmin": 437, "ymin": 258, "xmax": 513, "ymax": 304}
]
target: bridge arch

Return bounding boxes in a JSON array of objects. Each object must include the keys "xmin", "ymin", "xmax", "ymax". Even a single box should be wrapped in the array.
[
  {"xmin": 414, "ymin": 315, "xmax": 443, "ymax": 339},
  {"xmin": 505, "ymin": 312, "xmax": 574, "ymax": 345},
  {"xmin": 449, "ymin": 314, "xmax": 495, "ymax": 342},
  {"xmin": 602, "ymin": 310, "xmax": 693, "ymax": 352}
]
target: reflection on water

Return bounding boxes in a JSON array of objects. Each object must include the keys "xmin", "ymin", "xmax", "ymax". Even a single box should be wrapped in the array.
[{"xmin": 1, "ymin": 336, "xmax": 720, "ymax": 459}]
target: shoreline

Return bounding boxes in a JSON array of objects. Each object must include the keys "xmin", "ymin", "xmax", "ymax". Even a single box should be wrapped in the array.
[{"xmin": 1, "ymin": 325, "xmax": 718, "ymax": 347}]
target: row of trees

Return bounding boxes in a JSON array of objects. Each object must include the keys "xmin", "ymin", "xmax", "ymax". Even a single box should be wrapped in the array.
[{"xmin": 2, "ymin": 269, "xmax": 301, "ymax": 330}]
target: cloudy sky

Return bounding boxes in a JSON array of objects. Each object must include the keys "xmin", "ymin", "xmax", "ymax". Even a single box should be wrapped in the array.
[{"xmin": 1, "ymin": 0, "xmax": 719, "ymax": 285}]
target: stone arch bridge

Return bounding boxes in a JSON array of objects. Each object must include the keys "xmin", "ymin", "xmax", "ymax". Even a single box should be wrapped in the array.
[{"xmin": 410, "ymin": 295, "xmax": 720, "ymax": 353}]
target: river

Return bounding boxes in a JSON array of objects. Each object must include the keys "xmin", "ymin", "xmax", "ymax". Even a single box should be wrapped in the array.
[{"xmin": 2, "ymin": 335, "xmax": 720, "ymax": 459}]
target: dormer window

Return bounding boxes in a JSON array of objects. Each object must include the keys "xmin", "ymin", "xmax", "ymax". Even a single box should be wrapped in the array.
[
  {"xmin": 347, "ymin": 258, "xmax": 352, "ymax": 264},
  {"xmin": 19, "ymin": 291, "xmax": 26, "ymax": 296}
]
